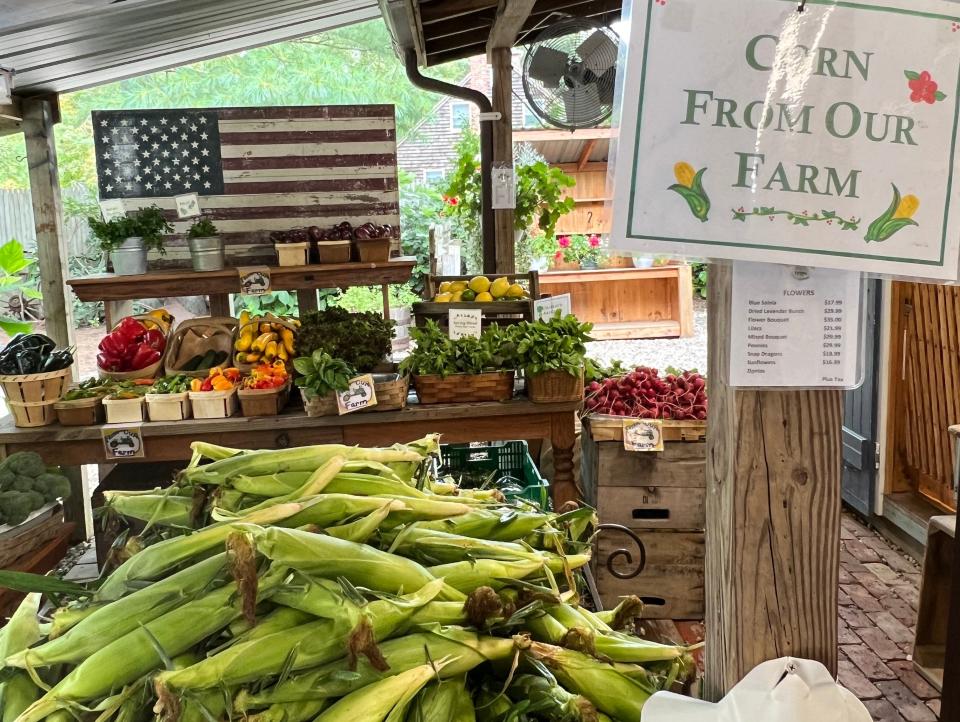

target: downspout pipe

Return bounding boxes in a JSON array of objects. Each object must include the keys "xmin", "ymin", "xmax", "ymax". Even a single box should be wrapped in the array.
[{"xmin": 404, "ymin": 49, "xmax": 497, "ymax": 274}]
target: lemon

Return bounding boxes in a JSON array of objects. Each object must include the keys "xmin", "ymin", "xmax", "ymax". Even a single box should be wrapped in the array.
[
  {"xmin": 435, "ymin": 292, "xmax": 453, "ymax": 303},
  {"xmin": 468, "ymin": 276, "xmax": 491, "ymax": 294},
  {"xmin": 461, "ymin": 289, "xmax": 477, "ymax": 302},
  {"xmin": 490, "ymin": 277, "xmax": 510, "ymax": 298},
  {"xmin": 475, "ymin": 291, "xmax": 493, "ymax": 302},
  {"xmin": 449, "ymin": 281, "xmax": 468, "ymax": 293},
  {"xmin": 506, "ymin": 283, "xmax": 525, "ymax": 298},
  {"xmin": 438, "ymin": 281, "xmax": 452, "ymax": 293},
  {"xmin": 451, "ymin": 290, "xmax": 463, "ymax": 302}
]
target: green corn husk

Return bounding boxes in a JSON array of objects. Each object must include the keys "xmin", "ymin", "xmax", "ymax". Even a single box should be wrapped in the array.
[
  {"xmin": 505, "ymin": 674, "xmax": 597, "ymax": 722},
  {"xmin": 315, "ymin": 660, "xmax": 446, "ymax": 722},
  {"xmin": 428, "ymin": 558, "xmax": 546, "ymax": 593},
  {"xmin": 180, "ymin": 687, "xmax": 233, "ymax": 722},
  {"xmin": 239, "ymin": 456, "xmax": 347, "ymax": 513},
  {"xmin": 266, "ymin": 494, "xmax": 405, "ymax": 529},
  {"xmin": 258, "ymin": 527, "xmax": 464, "ymax": 600},
  {"xmin": 520, "ymin": 640, "xmax": 657, "ymax": 721},
  {"xmin": 17, "ymin": 567, "xmax": 286, "ymax": 722},
  {"xmin": 527, "ymin": 611, "xmax": 685, "ymax": 664},
  {"xmin": 375, "ymin": 497, "xmax": 475, "ymax": 526},
  {"xmin": 412, "ymin": 509, "xmax": 551, "ymax": 541},
  {"xmin": 229, "ymin": 472, "xmax": 311, "ymax": 497},
  {"xmin": 389, "ymin": 528, "xmax": 547, "ymax": 565},
  {"xmin": 9, "ymin": 554, "xmax": 228, "ymax": 669},
  {"xmin": 270, "ymin": 575, "xmax": 360, "ymax": 620},
  {"xmin": 47, "ymin": 604, "xmax": 100, "ymax": 639},
  {"xmin": 592, "ymin": 596, "xmax": 644, "ymax": 631},
  {"xmin": 247, "ymin": 698, "xmax": 329, "ymax": 722},
  {"xmin": 408, "ymin": 602, "xmax": 469, "ymax": 627},
  {"xmin": 547, "ymin": 604, "xmax": 611, "ymax": 634},
  {"xmin": 407, "ymin": 677, "xmax": 475, "ymax": 722},
  {"xmin": 1, "ymin": 672, "xmax": 39, "ymax": 722},
  {"xmin": 156, "ymin": 578, "xmax": 445, "ymax": 692},
  {"xmin": 473, "ymin": 687, "xmax": 512, "ymax": 722},
  {"xmin": 326, "ymin": 501, "xmax": 400, "ymax": 543},
  {"xmin": 226, "ymin": 605, "xmax": 314, "ymax": 648},
  {"xmin": 95, "ymin": 502, "xmax": 303, "ymax": 601},
  {"xmin": 237, "ymin": 626, "xmax": 515, "ymax": 709},
  {"xmin": 0, "ymin": 593, "xmax": 42, "ymax": 722},
  {"xmin": 107, "ymin": 493, "xmax": 195, "ymax": 527}
]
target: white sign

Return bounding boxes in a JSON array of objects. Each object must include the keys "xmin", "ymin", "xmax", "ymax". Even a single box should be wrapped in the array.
[
  {"xmin": 174, "ymin": 193, "xmax": 201, "ymax": 219},
  {"xmin": 99, "ymin": 199, "xmax": 126, "ymax": 222},
  {"xmin": 237, "ymin": 267, "xmax": 271, "ymax": 295},
  {"xmin": 611, "ymin": 0, "xmax": 960, "ymax": 280},
  {"xmin": 491, "ymin": 165, "xmax": 516, "ymax": 209},
  {"xmin": 729, "ymin": 262, "xmax": 861, "ymax": 388},
  {"xmin": 448, "ymin": 308, "xmax": 482, "ymax": 339},
  {"xmin": 337, "ymin": 374, "xmax": 378, "ymax": 414},
  {"xmin": 102, "ymin": 425, "xmax": 145, "ymax": 460},
  {"xmin": 623, "ymin": 419, "xmax": 664, "ymax": 452},
  {"xmin": 533, "ymin": 294, "xmax": 572, "ymax": 321}
]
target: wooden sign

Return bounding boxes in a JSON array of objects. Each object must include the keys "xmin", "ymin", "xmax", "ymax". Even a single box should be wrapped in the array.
[
  {"xmin": 611, "ymin": 0, "xmax": 960, "ymax": 280},
  {"xmin": 337, "ymin": 374, "xmax": 378, "ymax": 414},
  {"xmin": 101, "ymin": 425, "xmax": 146, "ymax": 460},
  {"xmin": 237, "ymin": 266, "xmax": 271, "ymax": 295},
  {"xmin": 448, "ymin": 308, "xmax": 482, "ymax": 339}
]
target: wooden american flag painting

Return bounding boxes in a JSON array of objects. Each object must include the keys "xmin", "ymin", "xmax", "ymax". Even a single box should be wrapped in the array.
[{"xmin": 91, "ymin": 105, "xmax": 401, "ymax": 268}]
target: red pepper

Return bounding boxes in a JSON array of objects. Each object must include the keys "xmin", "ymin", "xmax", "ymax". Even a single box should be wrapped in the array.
[
  {"xmin": 98, "ymin": 333, "xmax": 125, "ymax": 357},
  {"xmin": 142, "ymin": 328, "xmax": 166, "ymax": 352},
  {"xmin": 129, "ymin": 343, "xmax": 160, "ymax": 371},
  {"xmin": 97, "ymin": 353, "xmax": 121, "ymax": 372},
  {"xmin": 201, "ymin": 376, "xmax": 214, "ymax": 392},
  {"xmin": 115, "ymin": 317, "xmax": 147, "ymax": 344}
]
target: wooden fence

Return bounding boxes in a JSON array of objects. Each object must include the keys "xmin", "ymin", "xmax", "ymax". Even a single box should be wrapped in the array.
[
  {"xmin": 887, "ymin": 281, "xmax": 960, "ymax": 511},
  {"xmin": 0, "ymin": 187, "xmax": 92, "ymax": 256}
]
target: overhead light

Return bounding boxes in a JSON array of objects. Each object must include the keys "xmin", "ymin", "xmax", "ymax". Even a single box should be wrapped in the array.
[{"xmin": 0, "ymin": 69, "xmax": 12, "ymax": 105}]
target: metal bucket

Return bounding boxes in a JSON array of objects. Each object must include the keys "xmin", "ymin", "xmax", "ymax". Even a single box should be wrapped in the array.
[
  {"xmin": 110, "ymin": 237, "xmax": 147, "ymax": 276},
  {"xmin": 189, "ymin": 236, "xmax": 225, "ymax": 271}
]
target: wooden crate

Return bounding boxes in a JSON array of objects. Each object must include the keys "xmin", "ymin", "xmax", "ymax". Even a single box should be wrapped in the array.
[
  {"xmin": 583, "ymin": 415, "xmax": 707, "ymax": 619},
  {"xmin": 413, "ymin": 271, "xmax": 540, "ymax": 329},
  {"xmin": 595, "ymin": 530, "xmax": 705, "ymax": 619},
  {"xmin": 913, "ymin": 514, "xmax": 954, "ymax": 691}
]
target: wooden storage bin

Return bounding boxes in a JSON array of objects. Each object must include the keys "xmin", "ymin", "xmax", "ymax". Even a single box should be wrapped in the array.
[
  {"xmin": 583, "ymin": 415, "xmax": 707, "ymax": 618},
  {"xmin": 238, "ymin": 382, "xmax": 291, "ymax": 417},
  {"xmin": 146, "ymin": 392, "xmax": 191, "ymax": 422},
  {"xmin": 0, "ymin": 503, "xmax": 65, "ymax": 567},
  {"xmin": 413, "ymin": 271, "xmax": 540, "ymax": 330},
  {"xmin": 189, "ymin": 389, "xmax": 238, "ymax": 419},
  {"xmin": 413, "ymin": 371, "xmax": 514, "ymax": 404},
  {"xmin": 275, "ymin": 242, "xmax": 310, "ymax": 266},
  {"xmin": 103, "ymin": 396, "xmax": 145, "ymax": 424},
  {"xmin": 54, "ymin": 396, "xmax": 104, "ymax": 426},
  {"xmin": 913, "ymin": 514, "xmax": 954, "ymax": 691}
]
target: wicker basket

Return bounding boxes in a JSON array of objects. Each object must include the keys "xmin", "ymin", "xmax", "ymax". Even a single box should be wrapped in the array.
[
  {"xmin": 99, "ymin": 313, "xmax": 174, "ymax": 381},
  {"xmin": 301, "ymin": 387, "xmax": 339, "ymax": 417},
  {"xmin": 413, "ymin": 371, "xmax": 514, "ymax": 404},
  {"xmin": 233, "ymin": 317, "xmax": 297, "ymax": 372},
  {"xmin": 0, "ymin": 503, "xmax": 64, "ymax": 567},
  {"xmin": 0, "ymin": 367, "xmax": 72, "ymax": 428},
  {"xmin": 526, "ymin": 369, "xmax": 584, "ymax": 403},
  {"xmin": 239, "ymin": 382, "xmax": 292, "ymax": 417},
  {"xmin": 164, "ymin": 316, "xmax": 238, "ymax": 377},
  {"xmin": 54, "ymin": 396, "xmax": 105, "ymax": 426},
  {"xmin": 360, "ymin": 374, "xmax": 410, "ymax": 412}
]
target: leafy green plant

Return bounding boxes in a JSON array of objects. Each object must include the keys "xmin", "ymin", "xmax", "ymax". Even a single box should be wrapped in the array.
[
  {"xmin": 233, "ymin": 291, "xmax": 299, "ymax": 318},
  {"xmin": 513, "ymin": 313, "xmax": 593, "ymax": 377},
  {"xmin": 333, "ymin": 285, "xmax": 420, "ymax": 314},
  {"xmin": 0, "ymin": 240, "xmax": 39, "ymax": 335},
  {"xmin": 187, "ymin": 218, "xmax": 219, "ymax": 239},
  {"xmin": 293, "ymin": 350, "xmax": 355, "ymax": 399},
  {"xmin": 297, "ymin": 307, "xmax": 394, "ymax": 372},
  {"xmin": 691, "ymin": 262, "xmax": 707, "ymax": 299},
  {"xmin": 400, "ymin": 320, "xmax": 517, "ymax": 378},
  {"xmin": 86, "ymin": 206, "xmax": 173, "ymax": 253}
]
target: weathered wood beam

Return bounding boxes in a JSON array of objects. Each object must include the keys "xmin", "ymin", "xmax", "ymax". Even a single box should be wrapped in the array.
[
  {"xmin": 0, "ymin": 97, "xmax": 22, "ymax": 137},
  {"xmin": 704, "ymin": 263, "xmax": 841, "ymax": 699},
  {"xmin": 404, "ymin": 0, "xmax": 428, "ymax": 67},
  {"xmin": 556, "ymin": 160, "xmax": 607, "ymax": 173},
  {"xmin": 22, "ymin": 95, "xmax": 76, "ymax": 351},
  {"xmin": 514, "ymin": 127, "xmax": 613, "ymax": 142},
  {"xmin": 426, "ymin": 28, "xmax": 495, "ymax": 55},
  {"xmin": 576, "ymin": 138, "xmax": 597, "ymax": 171},
  {"xmin": 487, "ymin": 0, "xmax": 538, "ymax": 54},
  {"xmin": 491, "ymin": 47, "xmax": 516, "ymax": 274},
  {"xmin": 425, "ymin": 42, "xmax": 490, "ymax": 66},
  {"xmin": 421, "ymin": 0, "xmax": 499, "ymax": 24}
]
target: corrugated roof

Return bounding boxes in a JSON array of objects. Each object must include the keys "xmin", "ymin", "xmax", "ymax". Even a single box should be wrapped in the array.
[{"xmin": 0, "ymin": 0, "xmax": 380, "ymax": 94}]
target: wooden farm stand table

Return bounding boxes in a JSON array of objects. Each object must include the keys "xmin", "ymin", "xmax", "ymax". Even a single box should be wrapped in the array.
[
  {"xmin": 0, "ymin": 399, "xmax": 580, "ymax": 541},
  {"xmin": 538, "ymin": 264, "xmax": 695, "ymax": 340}
]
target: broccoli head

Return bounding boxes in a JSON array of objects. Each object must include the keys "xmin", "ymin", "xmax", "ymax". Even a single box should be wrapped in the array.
[
  {"xmin": 36, "ymin": 473, "xmax": 71, "ymax": 502},
  {"xmin": 22, "ymin": 490, "xmax": 45, "ymax": 511},
  {"xmin": 0, "ymin": 491, "xmax": 33, "ymax": 526},
  {"xmin": 0, "ymin": 469, "xmax": 15, "ymax": 491},
  {"xmin": 4, "ymin": 452, "xmax": 47, "ymax": 478},
  {"xmin": 12, "ymin": 475, "xmax": 35, "ymax": 492}
]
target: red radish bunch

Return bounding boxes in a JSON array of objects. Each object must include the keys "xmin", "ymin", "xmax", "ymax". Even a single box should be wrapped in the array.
[{"xmin": 584, "ymin": 366, "xmax": 707, "ymax": 420}]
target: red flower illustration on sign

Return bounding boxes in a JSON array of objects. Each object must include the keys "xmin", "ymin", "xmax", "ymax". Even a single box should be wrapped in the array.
[
  {"xmin": 905, "ymin": 70, "xmax": 947, "ymax": 104},
  {"xmin": 588, "ymin": 234, "xmax": 601, "ymax": 247},
  {"xmin": 558, "ymin": 235, "xmax": 571, "ymax": 248}
]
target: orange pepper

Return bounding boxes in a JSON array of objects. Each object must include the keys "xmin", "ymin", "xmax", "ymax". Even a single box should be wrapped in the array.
[{"xmin": 211, "ymin": 376, "xmax": 234, "ymax": 391}]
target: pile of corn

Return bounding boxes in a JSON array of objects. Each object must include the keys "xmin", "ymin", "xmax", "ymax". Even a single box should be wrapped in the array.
[{"xmin": 0, "ymin": 437, "xmax": 697, "ymax": 722}]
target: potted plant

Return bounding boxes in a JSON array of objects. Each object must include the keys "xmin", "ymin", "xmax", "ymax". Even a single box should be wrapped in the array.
[
  {"xmin": 87, "ymin": 206, "xmax": 172, "ymax": 276},
  {"xmin": 293, "ymin": 350, "xmax": 355, "ymax": 416},
  {"xmin": 514, "ymin": 312, "xmax": 593, "ymax": 403},
  {"xmin": 186, "ymin": 217, "xmax": 224, "ymax": 272}
]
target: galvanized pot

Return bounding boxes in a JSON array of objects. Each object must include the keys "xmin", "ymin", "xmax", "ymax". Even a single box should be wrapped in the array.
[
  {"xmin": 188, "ymin": 236, "xmax": 225, "ymax": 272},
  {"xmin": 110, "ymin": 237, "xmax": 147, "ymax": 276}
]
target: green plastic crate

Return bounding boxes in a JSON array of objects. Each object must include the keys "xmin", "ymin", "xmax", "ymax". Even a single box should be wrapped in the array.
[{"xmin": 439, "ymin": 441, "xmax": 551, "ymax": 509}]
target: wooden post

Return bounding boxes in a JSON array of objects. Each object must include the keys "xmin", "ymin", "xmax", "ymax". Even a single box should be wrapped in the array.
[
  {"xmin": 22, "ymin": 95, "xmax": 75, "ymax": 350},
  {"xmin": 490, "ymin": 47, "xmax": 515, "ymax": 275},
  {"xmin": 704, "ymin": 263, "xmax": 842, "ymax": 699}
]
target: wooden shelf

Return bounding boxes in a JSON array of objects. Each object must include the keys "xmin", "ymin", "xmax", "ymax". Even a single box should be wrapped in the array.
[{"xmin": 67, "ymin": 258, "xmax": 417, "ymax": 303}]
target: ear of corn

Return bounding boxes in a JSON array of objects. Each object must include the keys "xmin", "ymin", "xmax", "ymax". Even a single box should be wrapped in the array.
[
  {"xmin": 505, "ymin": 674, "xmax": 597, "ymax": 722},
  {"xmin": 0, "ymin": 594, "xmax": 42, "ymax": 722},
  {"xmin": 324, "ymin": 500, "xmax": 402, "ymax": 543},
  {"xmin": 106, "ymin": 494, "xmax": 194, "ymax": 527},
  {"xmin": 315, "ymin": 661, "xmax": 446, "ymax": 722},
  {"xmin": 407, "ymin": 677, "xmax": 475, "ymax": 722}
]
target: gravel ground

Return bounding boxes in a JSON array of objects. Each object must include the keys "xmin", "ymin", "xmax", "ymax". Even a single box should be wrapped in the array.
[{"xmin": 585, "ymin": 297, "xmax": 708, "ymax": 373}]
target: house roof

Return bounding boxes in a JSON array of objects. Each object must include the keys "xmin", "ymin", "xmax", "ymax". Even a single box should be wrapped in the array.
[{"xmin": 0, "ymin": 0, "xmax": 380, "ymax": 95}]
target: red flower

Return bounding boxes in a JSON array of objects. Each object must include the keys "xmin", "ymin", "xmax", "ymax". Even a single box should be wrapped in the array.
[
  {"xmin": 558, "ymin": 235, "xmax": 571, "ymax": 248},
  {"xmin": 588, "ymin": 235, "xmax": 600, "ymax": 248},
  {"xmin": 447, "ymin": 196, "xmax": 460, "ymax": 206},
  {"xmin": 909, "ymin": 71, "xmax": 939, "ymax": 104},
  {"xmin": 554, "ymin": 250, "xmax": 564, "ymax": 261}
]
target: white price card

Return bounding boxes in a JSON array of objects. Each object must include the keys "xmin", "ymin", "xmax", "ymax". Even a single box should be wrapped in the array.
[
  {"xmin": 337, "ymin": 374, "xmax": 378, "ymax": 414},
  {"xmin": 491, "ymin": 165, "xmax": 516, "ymax": 210},
  {"xmin": 174, "ymin": 192, "xmax": 201, "ymax": 219},
  {"xmin": 448, "ymin": 308, "xmax": 481, "ymax": 340},
  {"xmin": 533, "ymin": 294, "xmax": 572, "ymax": 321},
  {"xmin": 623, "ymin": 419, "xmax": 664, "ymax": 452},
  {"xmin": 729, "ymin": 262, "xmax": 862, "ymax": 388},
  {"xmin": 102, "ymin": 425, "xmax": 146, "ymax": 460},
  {"xmin": 99, "ymin": 199, "xmax": 126, "ymax": 222},
  {"xmin": 237, "ymin": 267, "xmax": 271, "ymax": 296}
]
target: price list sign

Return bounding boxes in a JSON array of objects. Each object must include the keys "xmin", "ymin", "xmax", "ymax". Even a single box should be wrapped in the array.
[{"xmin": 729, "ymin": 262, "xmax": 862, "ymax": 388}]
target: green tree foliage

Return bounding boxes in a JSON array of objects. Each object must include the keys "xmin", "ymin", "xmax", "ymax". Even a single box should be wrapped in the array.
[{"xmin": 0, "ymin": 20, "xmax": 467, "ymax": 191}]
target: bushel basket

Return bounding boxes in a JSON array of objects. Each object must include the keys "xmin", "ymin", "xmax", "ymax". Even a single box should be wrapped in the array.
[
  {"xmin": 0, "ymin": 367, "xmax": 71, "ymax": 427},
  {"xmin": 413, "ymin": 370, "xmax": 514, "ymax": 404}
]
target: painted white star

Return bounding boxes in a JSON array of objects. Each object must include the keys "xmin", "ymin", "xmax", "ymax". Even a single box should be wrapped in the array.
[
  {"xmin": 140, "ymin": 119, "xmax": 148, "ymax": 126},
  {"xmin": 202, "ymin": 165, "xmax": 210, "ymax": 173},
  {"xmin": 173, "ymin": 173, "xmax": 181, "ymax": 181},
  {"xmin": 190, "ymin": 124, "xmax": 197, "ymax": 132},
  {"xmin": 143, "ymin": 167, "xmax": 152, "ymax": 176},
  {"xmin": 199, "ymin": 116, "xmax": 207, "ymax": 124},
  {"xmin": 104, "ymin": 168, "xmax": 112, "ymax": 176},
  {"xmin": 140, "ymin": 134, "xmax": 148, "ymax": 141},
  {"xmin": 160, "ymin": 134, "xmax": 168, "ymax": 142},
  {"xmin": 125, "ymin": 183, "xmax": 133, "ymax": 190},
  {"xmin": 145, "ymin": 182, "xmax": 153, "ymax": 190},
  {"xmin": 134, "ymin": 175, "xmax": 142, "ymax": 182},
  {"xmin": 162, "ymin": 166, "xmax": 171, "ymax": 174},
  {"xmin": 105, "ymin": 184, "xmax": 113, "ymax": 191},
  {"xmin": 171, "ymin": 125, "xmax": 179, "ymax": 133},
  {"xmin": 120, "ymin": 118, "xmax": 130, "ymax": 126},
  {"xmin": 193, "ymin": 173, "xmax": 200, "ymax": 180},
  {"xmin": 201, "ymin": 149, "xmax": 209, "ymax": 156},
  {"xmin": 180, "ymin": 133, "xmax": 188, "ymax": 141},
  {"xmin": 153, "ymin": 159, "xmax": 160, "ymax": 166},
  {"xmin": 102, "ymin": 151, "xmax": 111, "ymax": 160},
  {"xmin": 133, "ymin": 142, "xmax": 140, "ymax": 150},
  {"xmin": 111, "ymin": 127, "xmax": 119, "ymax": 133},
  {"xmin": 101, "ymin": 135, "xmax": 110, "ymax": 143},
  {"xmin": 203, "ymin": 181, "xmax": 211, "ymax": 189},
  {"xmin": 100, "ymin": 119, "xmax": 108, "ymax": 127},
  {"xmin": 171, "ymin": 142, "xmax": 179, "ymax": 149},
  {"xmin": 142, "ymin": 151, "xmax": 151, "ymax": 158},
  {"xmin": 161, "ymin": 150, "xmax": 170, "ymax": 158},
  {"xmin": 191, "ymin": 157, "xmax": 199, "ymax": 165},
  {"xmin": 179, "ymin": 117, "xmax": 187, "ymax": 124},
  {"xmin": 133, "ymin": 158, "xmax": 141, "ymax": 166},
  {"xmin": 199, "ymin": 132, "xmax": 208, "ymax": 140},
  {"xmin": 183, "ymin": 179, "xmax": 192, "ymax": 188},
  {"xmin": 190, "ymin": 141, "xmax": 199, "ymax": 149},
  {"xmin": 182, "ymin": 149, "xmax": 189, "ymax": 157},
  {"xmin": 164, "ymin": 181, "xmax": 172, "ymax": 189},
  {"xmin": 173, "ymin": 158, "xmax": 181, "ymax": 166},
  {"xmin": 160, "ymin": 117, "xmax": 168, "ymax": 124},
  {"xmin": 151, "ymin": 142, "xmax": 159, "ymax": 150},
  {"xmin": 150, "ymin": 126, "xmax": 158, "ymax": 133}
]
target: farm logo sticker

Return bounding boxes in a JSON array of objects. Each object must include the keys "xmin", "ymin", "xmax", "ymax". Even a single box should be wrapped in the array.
[
  {"xmin": 622, "ymin": 419, "xmax": 664, "ymax": 452},
  {"xmin": 237, "ymin": 267, "xmax": 271, "ymax": 296},
  {"xmin": 102, "ymin": 426, "xmax": 146, "ymax": 459},
  {"xmin": 337, "ymin": 374, "xmax": 378, "ymax": 414}
]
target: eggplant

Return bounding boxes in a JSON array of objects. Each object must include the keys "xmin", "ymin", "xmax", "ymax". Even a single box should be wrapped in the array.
[{"xmin": 308, "ymin": 226, "xmax": 322, "ymax": 242}]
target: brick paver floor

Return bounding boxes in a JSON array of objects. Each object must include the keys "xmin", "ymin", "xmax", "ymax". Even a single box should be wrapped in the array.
[{"xmin": 838, "ymin": 512, "xmax": 940, "ymax": 721}]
